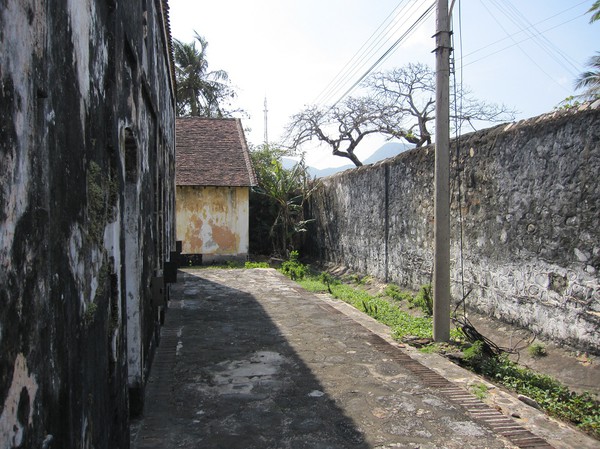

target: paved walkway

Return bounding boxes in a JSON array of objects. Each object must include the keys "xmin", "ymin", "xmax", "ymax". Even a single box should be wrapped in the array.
[{"xmin": 131, "ymin": 269, "xmax": 595, "ymax": 449}]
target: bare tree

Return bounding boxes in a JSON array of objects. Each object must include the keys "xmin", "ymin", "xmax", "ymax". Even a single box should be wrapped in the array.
[
  {"xmin": 287, "ymin": 63, "xmax": 516, "ymax": 167},
  {"xmin": 366, "ymin": 63, "xmax": 517, "ymax": 145},
  {"xmin": 286, "ymin": 96, "xmax": 412, "ymax": 167}
]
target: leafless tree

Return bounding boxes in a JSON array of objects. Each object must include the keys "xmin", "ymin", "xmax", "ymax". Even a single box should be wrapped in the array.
[
  {"xmin": 286, "ymin": 63, "xmax": 516, "ymax": 167},
  {"xmin": 366, "ymin": 63, "xmax": 517, "ymax": 145},
  {"xmin": 286, "ymin": 96, "xmax": 415, "ymax": 167}
]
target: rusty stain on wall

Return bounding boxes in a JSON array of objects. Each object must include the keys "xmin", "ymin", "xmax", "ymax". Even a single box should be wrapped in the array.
[{"xmin": 176, "ymin": 186, "xmax": 249, "ymax": 255}]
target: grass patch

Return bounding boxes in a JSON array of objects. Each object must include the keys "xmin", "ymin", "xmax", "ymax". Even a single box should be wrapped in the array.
[
  {"xmin": 462, "ymin": 341, "xmax": 600, "ymax": 438},
  {"xmin": 470, "ymin": 382, "xmax": 489, "ymax": 400},
  {"xmin": 296, "ymin": 274, "xmax": 459, "ymax": 340},
  {"xmin": 528, "ymin": 342, "xmax": 548, "ymax": 358}
]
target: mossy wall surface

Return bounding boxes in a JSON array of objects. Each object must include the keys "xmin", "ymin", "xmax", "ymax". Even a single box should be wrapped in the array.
[{"xmin": 0, "ymin": 1, "xmax": 176, "ymax": 447}]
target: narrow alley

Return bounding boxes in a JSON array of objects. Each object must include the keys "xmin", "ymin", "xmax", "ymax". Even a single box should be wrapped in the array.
[{"xmin": 131, "ymin": 269, "xmax": 593, "ymax": 449}]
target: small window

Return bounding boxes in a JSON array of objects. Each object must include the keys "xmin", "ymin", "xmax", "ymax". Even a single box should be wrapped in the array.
[{"xmin": 124, "ymin": 127, "xmax": 138, "ymax": 183}]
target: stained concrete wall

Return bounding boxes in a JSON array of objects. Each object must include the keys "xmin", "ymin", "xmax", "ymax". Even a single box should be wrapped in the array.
[
  {"xmin": 176, "ymin": 186, "xmax": 250, "ymax": 258},
  {"xmin": 0, "ymin": 1, "xmax": 176, "ymax": 447},
  {"xmin": 307, "ymin": 104, "xmax": 600, "ymax": 354}
]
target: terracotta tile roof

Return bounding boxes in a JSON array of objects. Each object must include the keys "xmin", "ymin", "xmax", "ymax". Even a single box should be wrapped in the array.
[{"xmin": 175, "ymin": 117, "xmax": 257, "ymax": 187}]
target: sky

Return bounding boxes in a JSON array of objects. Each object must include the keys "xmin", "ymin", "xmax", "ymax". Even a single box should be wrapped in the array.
[{"xmin": 169, "ymin": 0, "xmax": 598, "ymax": 168}]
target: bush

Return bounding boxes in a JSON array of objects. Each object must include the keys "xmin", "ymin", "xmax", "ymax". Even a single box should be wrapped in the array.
[
  {"xmin": 384, "ymin": 284, "xmax": 413, "ymax": 302},
  {"xmin": 280, "ymin": 250, "xmax": 307, "ymax": 280},
  {"xmin": 408, "ymin": 284, "xmax": 433, "ymax": 316},
  {"xmin": 245, "ymin": 261, "xmax": 270, "ymax": 268}
]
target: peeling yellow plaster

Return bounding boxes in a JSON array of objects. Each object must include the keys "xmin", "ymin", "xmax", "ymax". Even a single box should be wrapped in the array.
[{"xmin": 176, "ymin": 186, "xmax": 249, "ymax": 255}]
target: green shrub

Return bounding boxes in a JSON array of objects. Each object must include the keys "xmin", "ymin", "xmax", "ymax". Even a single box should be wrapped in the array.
[
  {"xmin": 384, "ymin": 284, "xmax": 413, "ymax": 302},
  {"xmin": 528, "ymin": 343, "xmax": 547, "ymax": 358},
  {"xmin": 319, "ymin": 272, "xmax": 340, "ymax": 293},
  {"xmin": 408, "ymin": 284, "xmax": 433, "ymax": 316},
  {"xmin": 280, "ymin": 250, "xmax": 307, "ymax": 280},
  {"xmin": 245, "ymin": 261, "xmax": 270, "ymax": 268}
]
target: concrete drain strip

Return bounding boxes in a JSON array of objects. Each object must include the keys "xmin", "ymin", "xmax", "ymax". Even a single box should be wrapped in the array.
[
  {"xmin": 315, "ymin": 301, "xmax": 554, "ymax": 449},
  {"xmin": 366, "ymin": 332, "xmax": 555, "ymax": 449}
]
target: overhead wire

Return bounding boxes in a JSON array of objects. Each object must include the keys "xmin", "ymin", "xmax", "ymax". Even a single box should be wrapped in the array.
[
  {"xmin": 488, "ymin": 0, "xmax": 583, "ymax": 77},
  {"xmin": 462, "ymin": 1, "xmax": 588, "ymax": 61},
  {"xmin": 314, "ymin": 0, "xmax": 435, "ymax": 109},
  {"xmin": 316, "ymin": 0, "xmax": 431, "ymax": 107},
  {"xmin": 312, "ymin": 0, "xmax": 413, "ymax": 106},
  {"xmin": 327, "ymin": 2, "xmax": 436, "ymax": 109},
  {"xmin": 477, "ymin": 0, "xmax": 580, "ymax": 91}
]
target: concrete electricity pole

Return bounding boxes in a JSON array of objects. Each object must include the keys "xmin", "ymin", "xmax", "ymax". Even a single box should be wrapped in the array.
[{"xmin": 433, "ymin": 0, "xmax": 451, "ymax": 342}]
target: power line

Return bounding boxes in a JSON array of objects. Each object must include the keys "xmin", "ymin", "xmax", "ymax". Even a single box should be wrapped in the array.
[
  {"xmin": 314, "ymin": 0, "xmax": 435, "ymax": 108},
  {"xmin": 328, "ymin": 2, "xmax": 436, "ymax": 109},
  {"xmin": 488, "ymin": 0, "xmax": 583, "ymax": 77},
  {"xmin": 312, "ymin": 0, "xmax": 412, "ymax": 106},
  {"xmin": 464, "ymin": 0, "xmax": 580, "ymax": 89}
]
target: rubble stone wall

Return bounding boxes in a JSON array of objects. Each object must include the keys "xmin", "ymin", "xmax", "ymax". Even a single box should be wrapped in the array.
[{"xmin": 307, "ymin": 104, "xmax": 600, "ymax": 353}]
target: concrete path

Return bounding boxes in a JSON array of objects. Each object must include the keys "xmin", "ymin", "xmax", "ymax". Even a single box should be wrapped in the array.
[{"xmin": 131, "ymin": 269, "xmax": 595, "ymax": 449}]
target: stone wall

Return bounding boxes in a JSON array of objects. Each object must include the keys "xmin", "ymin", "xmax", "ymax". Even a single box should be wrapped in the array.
[
  {"xmin": 0, "ymin": 1, "xmax": 176, "ymax": 448},
  {"xmin": 307, "ymin": 104, "xmax": 600, "ymax": 354}
]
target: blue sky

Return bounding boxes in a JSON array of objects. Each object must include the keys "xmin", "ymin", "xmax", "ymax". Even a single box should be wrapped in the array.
[{"xmin": 169, "ymin": 0, "xmax": 598, "ymax": 168}]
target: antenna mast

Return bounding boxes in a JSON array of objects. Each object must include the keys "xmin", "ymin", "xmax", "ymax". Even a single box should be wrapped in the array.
[{"xmin": 263, "ymin": 96, "xmax": 269, "ymax": 145}]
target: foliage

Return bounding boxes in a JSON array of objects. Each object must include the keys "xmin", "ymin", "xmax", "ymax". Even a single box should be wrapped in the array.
[
  {"xmin": 588, "ymin": 0, "xmax": 600, "ymax": 23},
  {"xmin": 575, "ymin": 53, "xmax": 600, "ymax": 101},
  {"xmin": 292, "ymin": 269, "xmax": 599, "ymax": 439},
  {"xmin": 470, "ymin": 382, "xmax": 489, "ymax": 400},
  {"xmin": 556, "ymin": 95, "xmax": 583, "ymax": 110},
  {"xmin": 408, "ymin": 283, "xmax": 433, "ymax": 316},
  {"xmin": 280, "ymin": 251, "xmax": 307, "ymax": 280},
  {"xmin": 384, "ymin": 284, "xmax": 413, "ymax": 303},
  {"xmin": 319, "ymin": 272, "xmax": 339, "ymax": 294},
  {"xmin": 296, "ymin": 273, "xmax": 458, "ymax": 340},
  {"xmin": 528, "ymin": 343, "xmax": 547, "ymax": 358},
  {"xmin": 250, "ymin": 144, "xmax": 317, "ymax": 257},
  {"xmin": 173, "ymin": 32, "xmax": 237, "ymax": 117},
  {"xmin": 245, "ymin": 261, "xmax": 270, "ymax": 269},
  {"xmin": 463, "ymin": 345, "xmax": 600, "ymax": 438},
  {"xmin": 574, "ymin": 4, "xmax": 600, "ymax": 101}
]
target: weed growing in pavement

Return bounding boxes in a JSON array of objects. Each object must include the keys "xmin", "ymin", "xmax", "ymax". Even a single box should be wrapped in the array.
[
  {"xmin": 280, "ymin": 250, "xmax": 307, "ymax": 280},
  {"xmin": 470, "ymin": 382, "xmax": 489, "ymax": 400},
  {"xmin": 462, "ymin": 342, "xmax": 600, "ymax": 438},
  {"xmin": 527, "ymin": 342, "xmax": 548, "ymax": 358}
]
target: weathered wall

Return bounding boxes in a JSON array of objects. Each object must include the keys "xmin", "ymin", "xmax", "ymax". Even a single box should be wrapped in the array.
[
  {"xmin": 307, "ymin": 104, "xmax": 600, "ymax": 353},
  {"xmin": 0, "ymin": 1, "xmax": 176, "ymax": 448},
  {"xmin": 176, "ymin": 186, "xmax": 250, "ymax": 257}
]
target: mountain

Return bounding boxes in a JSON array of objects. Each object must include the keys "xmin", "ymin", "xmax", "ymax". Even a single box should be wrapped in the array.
[{"xmin": 283, "ymin": 142, "xmax": 412, "ymax": 178}]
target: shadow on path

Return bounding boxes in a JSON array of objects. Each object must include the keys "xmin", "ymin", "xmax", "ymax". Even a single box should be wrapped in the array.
[{"xmin": 133, "ymin": 270, "xmax": 369, "ymax": 449}]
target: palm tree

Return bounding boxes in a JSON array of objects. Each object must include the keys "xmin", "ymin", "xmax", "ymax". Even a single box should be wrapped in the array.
[
  {"xmin": 173, "ymin": 32, "xmax": 232, "ymax": 117},
  {"xmin": 575, "ymin": 53, "xmax": 600, "ymax": 100},
  {"xmin": 588, "ymin": 0, "xmax": 600, "ymax": 23},
  {"xmin": 573, "ymin": 3, "xmax": 600, "ymax": 100}
]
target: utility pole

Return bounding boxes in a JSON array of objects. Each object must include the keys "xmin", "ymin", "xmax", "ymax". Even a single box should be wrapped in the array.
[
  {"xmin": 433, "ymin": 0, "xmax": 451, "ymax": 342},
  {"xmin": 263, "ymin": 96, "xmax": 269, "ymax": 146}
]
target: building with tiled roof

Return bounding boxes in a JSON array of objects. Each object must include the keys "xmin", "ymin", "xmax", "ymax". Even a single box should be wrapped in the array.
[{"xmin": 175, "ymin": 117, "xmax": 256, "ymax": 261}]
